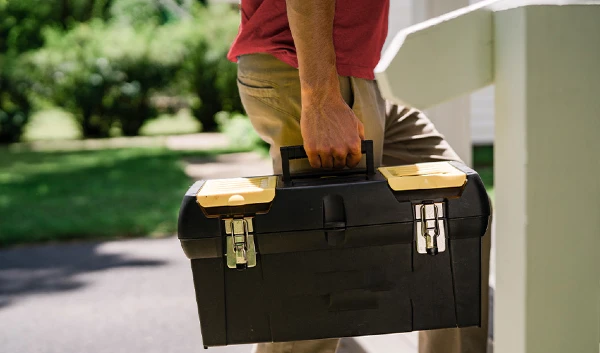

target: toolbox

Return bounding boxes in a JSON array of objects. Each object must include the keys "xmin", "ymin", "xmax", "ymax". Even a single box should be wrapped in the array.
[{"xmin": 177, "ymin": 140, "xmax": 491, "ymax": 347}]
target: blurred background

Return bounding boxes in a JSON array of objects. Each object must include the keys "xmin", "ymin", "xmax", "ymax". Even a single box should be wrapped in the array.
[
  {"xmin": 0, "ymin": 0, "xmax": 493, "ymax": 248},
  {"xmin": 0, "ymin": 1, "xmax": 493, "ymax": 352},
  {"xmin": 0, "ymin": 0, "xmax": 270, "ymax": 248}
]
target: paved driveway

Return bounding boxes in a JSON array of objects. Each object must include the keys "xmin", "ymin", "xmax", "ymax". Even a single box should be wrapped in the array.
[
  {"xmin": 0, "ymin": 237, "xmax": 253, "ymax": 353},
  {"xmin": 0, "ymin": 237, "xmax": 420, "ymax": 353}
]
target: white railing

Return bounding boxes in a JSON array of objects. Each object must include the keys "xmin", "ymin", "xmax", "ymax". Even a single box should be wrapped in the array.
[
  {"xmin": 387, "ymin": 0, "xmax": 478, "ymax": 165},
  {"xmin": 376, "ymin": 1, "xmax": 600, "ymax": 352}
]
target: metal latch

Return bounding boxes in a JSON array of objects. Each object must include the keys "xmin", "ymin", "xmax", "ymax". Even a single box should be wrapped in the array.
[
  {"xmin": 224, "ymin": 217, "xmax": 257, "ymax": 269},
  {"xmin": 415, "ymin": 202, "xmax": 446, "ymax": 255}
]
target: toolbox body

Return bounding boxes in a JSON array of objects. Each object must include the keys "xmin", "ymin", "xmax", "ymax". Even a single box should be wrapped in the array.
[{"xmin": 177, "ymin": 142, "xmax": 491, "ymax": 347}]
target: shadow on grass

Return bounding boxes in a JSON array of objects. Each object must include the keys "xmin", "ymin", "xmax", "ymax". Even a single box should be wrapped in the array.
[
  {"xmin": 0, "ymin": 240, "xmax": 166, "ymax": 310},
  {"xmin": 0, "ymin": 148, "xmax": 232, "ymax": 247}
]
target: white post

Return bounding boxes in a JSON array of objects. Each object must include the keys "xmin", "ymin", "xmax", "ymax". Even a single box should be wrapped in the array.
[
  {"xmin": 376, "ymin": 1, "xmax": 600, "ymax": 351},
  {"xmin": 494, "ymin": 5, "xmax": 600, "ymax": 353},
  {"xmin": 411, "ymin": 0, "xmax": 473, "ymax": 166}
]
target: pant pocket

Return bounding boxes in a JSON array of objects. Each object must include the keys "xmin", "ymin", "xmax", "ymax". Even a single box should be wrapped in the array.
[{"xmin": 237, "ymin": 75, "xmax": 278, "ymax": 98}]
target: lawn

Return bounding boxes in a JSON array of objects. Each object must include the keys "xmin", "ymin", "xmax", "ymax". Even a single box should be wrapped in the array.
[
  {"xmin": 1, "ymin": 108, "xmax": 261, "ymax": 247},
  {"xmin": 0, "ymin": 147, "xmax": 237, "ymax": 247}
]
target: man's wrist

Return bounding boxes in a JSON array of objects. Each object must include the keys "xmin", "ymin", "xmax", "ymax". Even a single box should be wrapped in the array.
[{"xmin": 299, "ymin": 69, "xmax": 341, "ymax": 104}]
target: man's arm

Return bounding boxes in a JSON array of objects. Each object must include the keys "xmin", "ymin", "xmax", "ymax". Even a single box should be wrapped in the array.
[{"xmin": 286, "ymin": 0, "xmax": 364, "ymax": 169}]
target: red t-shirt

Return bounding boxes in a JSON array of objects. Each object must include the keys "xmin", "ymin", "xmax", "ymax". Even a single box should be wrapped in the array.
[{"xmin": 227, "ymin": 0, "xmax": 390, "ymax": 80}]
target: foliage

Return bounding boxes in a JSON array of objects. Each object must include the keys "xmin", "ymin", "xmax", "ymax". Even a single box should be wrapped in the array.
[
  {"xmin": 0, "ymin": 0, "xmax": 117, "ymax": 54},
  {"xmin": 1, "ymin": 0, "xmax": 243, "ymax": 141},
  {"xmin": 0, "ymin": 55, "xmax": 34, "ymax": 143},
  {"xmin": 26, "ymin": 20, "xmax": 187, "ymax": 137},
  {"xmin": 109, "ymin": 0, "xmax": 164, "ymax": 27},
  {"xmin": 215, "ymin": 111, "xmax": 266, "ymax": 151},
  {"xmin": 173, "ymin": 5, "xmax": 244, "ymax": 131}
]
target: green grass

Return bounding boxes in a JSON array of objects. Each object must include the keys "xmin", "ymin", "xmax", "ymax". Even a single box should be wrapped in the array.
[{"xmin": 0, "ymin": 147, "xmax": 237, "ymax": 247}]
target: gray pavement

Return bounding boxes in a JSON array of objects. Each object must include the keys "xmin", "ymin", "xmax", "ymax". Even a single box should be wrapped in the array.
[
  {"xmin": 0, "ymin": 237, "xmax": 251, "ymax": 353},
  {"xmin": 0, "ymin": 236, "xmax": 418, "ymax": 353},
  {"xmin": 182, "ymin": 152, "xmax": 274, "ymax": 180}
]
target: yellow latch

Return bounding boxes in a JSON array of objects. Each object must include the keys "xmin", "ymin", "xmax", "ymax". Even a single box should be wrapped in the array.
[
  {"xmin": 378, "ymin": 162, "xmax": 466, "ymax": 191},
  {"xmin": 196, "ymin": 176, "xmax": 277, "ymax": 208}
]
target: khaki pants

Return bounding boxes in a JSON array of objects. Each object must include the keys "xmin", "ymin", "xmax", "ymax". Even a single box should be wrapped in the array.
[{"xmin": 237, "ymin": 53, "xmax": 491, "ymax": 353}]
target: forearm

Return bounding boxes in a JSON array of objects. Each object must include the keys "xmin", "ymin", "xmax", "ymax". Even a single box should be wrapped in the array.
[
  {"xmin": 286, "ymin": 0, "xmax": 363, "ymax": 169},
  {"xmin": 286, "ymin": 0, "xmax": 340, "ymax": 103}
]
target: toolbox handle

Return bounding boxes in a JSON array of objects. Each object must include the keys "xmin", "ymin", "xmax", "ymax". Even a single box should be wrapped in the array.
[{"xmin": 280, "ymin": 140, "xmax": 375, "ymax": 183}]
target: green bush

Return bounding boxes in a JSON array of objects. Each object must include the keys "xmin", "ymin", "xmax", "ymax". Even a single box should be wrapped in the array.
[
  {"xmin": 27, "ymin": 20, "xmax": 186, "ymax": 137},
  {"xmin": 109, "ymin": 0, "xmax": 164, "ymax": 27},
  {"xmin": 3, "ymin": 1, "xmax": 243, "ymax": 141},
  {"xmin": 0, "ymin": 55, "xmax": 34, "ymax": 143},
  {"xmin": 174, "ymin": 5, "xmax": 244, "ymax": 131},
  {"xmin": 215, "ymin": 111, "xmax": 267, "ymax": 152},
  {"xmin": 0, "ymin": 0, "xmax": 116, "ymax": 54},
  {"xmin": 0, "ymin": 96, "xmax": 30, "ymax": 144}
]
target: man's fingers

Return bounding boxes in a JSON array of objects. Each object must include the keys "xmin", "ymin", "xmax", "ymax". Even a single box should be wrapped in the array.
[
  {"xmin": 332, "ymin": 148, "xmax": 347, "ymax": 169},
  {"xmin": 319, "ymin": 150, "xmax": 334, "ymax": 169},
  {"xmin": 306, "ymin": 149, "xmax": 322, "ymax": 168},
  {"xmin": 346, "ymin": 149, "xmax": 362, "ymax": 168},
  {"xmin": 346, "ymin": 138, "xmax": 362, "ymax": 168},
  {"xmin": 352, "ymin": 121, "xmax": 365, "ymax": 168},
  {"xmin": 357, "ymin": 120, "xmax": 365, "ymax": 140}
]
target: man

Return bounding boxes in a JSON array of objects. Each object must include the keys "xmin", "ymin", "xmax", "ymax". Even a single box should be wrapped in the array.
[{"xmin": 227, "ymin": 1, "xmax": 491, "ymax": 353}]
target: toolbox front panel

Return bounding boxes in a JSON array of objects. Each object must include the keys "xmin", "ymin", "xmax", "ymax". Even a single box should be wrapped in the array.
[
  {"xmin": 447, "ymin": 236, "xmax": 482, "ymax": 326},
  {"xmin": 256, "ymin": 223, "xmax": 414, "ymax": 255},
  {"xmin": 223, "ymin": 258, "xmax": 272, "ymax": 344},
  {"xmin": 191, "ymin": 236, "xmax": 482, "ymax": 346},
  {"xmin": 257, "ymin": 244, "xmax": 416, "ymax": 342},
  {"xmin": 190, "ymin": 258, "xmax": 226, "ymax": 347}
]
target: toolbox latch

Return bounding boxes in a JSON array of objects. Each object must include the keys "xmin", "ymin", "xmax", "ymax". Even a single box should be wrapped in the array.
[
  {"xmin": 415, "ymin": 202, "xmax": 446, "ymax": 255},
  {"xmin": 224, "ymin": 217, "xmax": 257, "ymax": 269}
]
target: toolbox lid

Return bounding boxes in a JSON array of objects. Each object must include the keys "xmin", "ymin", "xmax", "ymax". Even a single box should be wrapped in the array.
[
  {"xmin": 177, "ymin": 161, "xmax": 491, "ymax": 251},
  {"xmin": 197, "ymin": 176, "xmax": 277, "ymax": 207},
  {"xmin": 378, "ymin": 162, "xmax": 466, "ymax": 191}
]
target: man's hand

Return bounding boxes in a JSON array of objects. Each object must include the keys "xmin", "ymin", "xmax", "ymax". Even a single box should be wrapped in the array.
[
  {"xmin": 287, "ymin": 0, "xmax": 364, "ymax": 169},
  {"xmin": 301, "ymin": 91, "xmax": 365, "ymax": 169}
]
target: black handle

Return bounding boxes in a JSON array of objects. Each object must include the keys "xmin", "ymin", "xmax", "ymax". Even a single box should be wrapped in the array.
[{"xmin": 280, "ymin": 140, "xmax": 375, "ymax": 183}]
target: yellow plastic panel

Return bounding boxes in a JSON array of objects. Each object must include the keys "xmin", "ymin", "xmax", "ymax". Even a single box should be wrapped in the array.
[
  {"xmin": 197, "ymin": 176, "xmax": 277, "ymax": 207},
  {"xmin": 378, "ymin": 162, "xmax": 466, "ymax": 191}
]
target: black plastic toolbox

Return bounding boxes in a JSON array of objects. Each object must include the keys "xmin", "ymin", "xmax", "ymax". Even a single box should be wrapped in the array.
[{"xmin": 177, "ymin": 141, "xmax": 491, "ymax": 347}]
